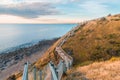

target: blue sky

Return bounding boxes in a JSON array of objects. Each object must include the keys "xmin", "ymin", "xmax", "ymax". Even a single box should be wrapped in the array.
[{"xmin": 0, "ymin": 0, "xmax": 119, "ymax": 23}]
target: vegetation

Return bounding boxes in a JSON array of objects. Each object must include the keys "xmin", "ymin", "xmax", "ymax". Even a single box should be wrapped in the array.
[
  {"xmin": 62, "ymin": 14, "xmax": 120, "ymax": 66},
  {"xmin": 13, "ymin": 13, "xmax": 120, "ymax": 80},
  {"xmin": 7, "ymin": 75, "xmax": 16, "ymax": 80}
]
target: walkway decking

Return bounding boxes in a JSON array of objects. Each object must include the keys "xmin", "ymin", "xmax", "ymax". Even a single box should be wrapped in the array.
[{"xmin": 21, "ymin": 22, "xmax": 89, "ymax": 80}]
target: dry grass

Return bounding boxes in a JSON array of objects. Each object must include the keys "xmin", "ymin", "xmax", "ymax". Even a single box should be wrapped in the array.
[
  {"xmin": 15, "ymin": 14, "xmax": 120, "ymax": 80},
  {"xmin": 109, "ymin": 57, "xmax": 120, "ymax": 62},
  {"xmin": 62, "ymin": 14, "xmax": 120, "ymax": 66},
  {"xmin": 35, "ymin": 37, "xmax": 62, "ymax": 69},
  {"xmin": 63, "ymin": 60, "xmax": 120, "ymax": 80},
  {"xmin": 78, "ymin": 60, "xmax": 120, "ymax": 80}
]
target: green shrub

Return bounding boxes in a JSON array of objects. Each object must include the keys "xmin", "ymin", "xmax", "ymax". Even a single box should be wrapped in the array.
[
  {"xmin": 79, "ymin": 37, "xmax": 85, "ymax": 40},
  {"xmin": 90, "ymin": 49, "xmax": 111, "ymax": 61},
  {"xmin": 7, "ymin": 75, "xmax": 16, "ymax": 80},
  {"xmin": 108, "ymin": 34, "xmax": 118, "ymax": 39}
]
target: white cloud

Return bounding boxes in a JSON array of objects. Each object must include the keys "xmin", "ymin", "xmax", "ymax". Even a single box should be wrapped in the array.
[
  {"xmin": 0, "ymin": 2, "xmax": 59, "ymax": 18},
  {"xmin": 0, "ymin": 0, "xmax": 79, "ymax": 5},
  {"xmin": 0, "ymin": 0, "xmax": 60, "ymax": 4},
  {"xmin": 80, "ymin": 1, "xmax": 109, "ymax": 15}
]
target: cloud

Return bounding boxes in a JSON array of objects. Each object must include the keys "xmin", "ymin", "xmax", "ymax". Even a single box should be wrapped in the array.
[
  {"xmin": 0, "ymin": 0, "xmax": 81, "ymax": 5},
  {"xmin": 80, "ymin": 0, "xmax": 109, "ymax": 15},
  {"xmin": 0, "ymin": 2, "xmax": 59, "ymax": 18}
]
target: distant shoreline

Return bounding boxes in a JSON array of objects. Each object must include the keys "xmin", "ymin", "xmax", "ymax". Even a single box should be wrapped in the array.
[
  {"xmin": 0, "ymin": 38, "xmax": 59, "ymax": 72},
  {"xmin": 0, "ymin": 38, "xmax": 58, "ymax": 54},
  {"xmin": 0, "ymin": 24, "xmax": 75, "ymax": 54}
]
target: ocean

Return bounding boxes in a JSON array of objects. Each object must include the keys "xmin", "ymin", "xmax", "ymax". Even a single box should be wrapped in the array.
[{"xmin": 0, "ymin": 24, "xmax": 76, "ymax": 53}]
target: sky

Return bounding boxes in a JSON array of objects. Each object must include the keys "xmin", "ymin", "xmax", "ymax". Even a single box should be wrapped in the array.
[{"xmin": 0, "ymin": 0, "xmax": 119, "ymax": 23}]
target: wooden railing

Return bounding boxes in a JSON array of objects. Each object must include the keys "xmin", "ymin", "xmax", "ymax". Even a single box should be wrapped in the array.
[
  {"xmin": 21, "ymin": 22, "xmax": 85, "ymax": 80},
  {"xmin": 22, "ymin": 62, "xmax": 28, "ymax": 80},
  {"xmin": 22, "ymin": 39, "xmax": 73, "ymax": 80},
  {"xmin": 22, "ymin": 43, "xmax": 73, "ymax": 80}
]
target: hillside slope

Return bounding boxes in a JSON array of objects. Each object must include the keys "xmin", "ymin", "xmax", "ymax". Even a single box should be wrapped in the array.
[
  {"xmin": 62, "ymin": 58, "xmax": 120, "ymax": 80},
  {"xmin": 15, "ymin": 14, "xmax": 120, "ymax": 80},
  {"xmin": 35, "ymin": 14, "xmax": 120, "ymax": 80},
  {"xmin": 62, "ymin": 14, "xmax": 120, "ymax": 66}
]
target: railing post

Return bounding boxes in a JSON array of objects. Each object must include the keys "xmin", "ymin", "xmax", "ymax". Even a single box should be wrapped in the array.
[
  {"xmin": 63, "ymin": 61, "xmax": 67, "ymax": 73},
  {"xmin": 68, "ymin": 62, "xmax": 70, "ymax": 70},
  {"xmin": 39, "ymin": 70, "xmax": 42, "ymax": 80},
  {"xmin": 57, "ymin": 60, "xmax": 64, "ymax": 80},
  {"xmin": 65, "ymin": 56, "xmax": 69, "ymax": 70},
  {"xmin": 33, "ymin": 66, "xmax": 36, "ymax": 80},
  {"xmin": 22, "ymin": 62, "xmax": 28, "ymax": 80},
  {"xmin": 49, "ymin": 62, "xmax": 58, "ymax": 80},
  {"xmin": 70, "ymin": 58, "xmax": 73, "ymax": 68}
]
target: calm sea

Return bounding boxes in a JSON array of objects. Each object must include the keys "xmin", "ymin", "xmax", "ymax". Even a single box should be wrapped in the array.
[{"xmin": 0, "ymin": 24, "xmax": 76, "ymax": 53}]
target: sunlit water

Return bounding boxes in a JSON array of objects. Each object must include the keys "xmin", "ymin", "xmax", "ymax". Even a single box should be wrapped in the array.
[{"xmin": 0, "ymin": 24, "xmax": 76, "ymax": 53}]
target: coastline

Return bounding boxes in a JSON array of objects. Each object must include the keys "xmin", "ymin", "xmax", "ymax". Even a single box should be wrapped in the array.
[{"xmin": 0, "ymin": 38, "xmax": 59, "ymax": 80}]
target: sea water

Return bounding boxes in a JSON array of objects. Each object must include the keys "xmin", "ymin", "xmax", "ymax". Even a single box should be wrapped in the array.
[{"xmin": 0, "ymin": 24, "xmax": 76, "ymax": 53}]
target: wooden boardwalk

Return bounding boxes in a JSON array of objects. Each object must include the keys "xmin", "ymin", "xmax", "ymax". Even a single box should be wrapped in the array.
[
  {"xmin": 22, "ymin": 34, "xmax": 74, "ymax": 80},
  {"xmin": 21, "ymin": 22, "xmax": 88, "ymax": 80}
]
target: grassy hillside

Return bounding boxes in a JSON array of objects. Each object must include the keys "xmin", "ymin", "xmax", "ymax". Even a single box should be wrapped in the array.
[
  {"xmin": 14, "ymin": 14, "xmax": 120, "ymax": 80},
  {"xmin": 62, "ymin": 58, "xmax": 120, "ymax": 80},
  {"xmin": 62, "ymin": 14, "xmax": 120, "ymax": 66}
]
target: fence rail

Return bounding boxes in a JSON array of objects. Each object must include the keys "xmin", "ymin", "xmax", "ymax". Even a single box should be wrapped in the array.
[
  {"xmin": 21, "ymin": 22, "xmax": 81, "ymax": 80},
  {"xmin": 22, "ymin": 42, "xmax": 73, "ymax": 80},
  {"xmin": 22, "ymin": 43, "xmax": 73, "ymax": 80},
  {"xmin": 22, "ymin": 62, "xmax": 28, "ymax": 80}
]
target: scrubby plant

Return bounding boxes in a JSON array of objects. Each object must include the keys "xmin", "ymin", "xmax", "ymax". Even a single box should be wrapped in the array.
[
  {"xmin": 7, "ymin": 75, "xmax": 16, "ymax": 80},
  {"xmin": 101, "ymin": 17, "xmax": 106, "ymax": 21}
]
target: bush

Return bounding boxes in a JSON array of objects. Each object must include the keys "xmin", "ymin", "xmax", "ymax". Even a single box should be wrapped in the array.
[
  {"xmin": 79, "ymin": 61, "xmax": 93, "ymax": 66},
  {"xmin": 101, "ymin": 17, "xmax": 106, "ymax": 21},
  {"xmin": 106, "ymin": 48, "xmax": 120, "ymax": 56},
  {"xmin": 90, "ymin": 47, "xmax": 111, "ymax": 61},
  {"xmin": 95, "ymin": 37, "xmax": 101, "ymax": 40},
  {"xmin": 7, "ymin": 75, "xmax": 16, "ymax": 80},
  {"xmin": 108, "ymin": 34, "xmax": 117, "ymax": 39},
  {"xmin": 64, "ymin": 48, "xmax": 73, "ymax": 55},
  {"xmin": 109, "ymin": 40, "xmax": 117, "ymax": 44},
  {"xmin": 95, "ymin": 46, "xmax": 101, "ymax": 50},
  {"xmin": 79, "ymin": 37, "xmax": 85, "ymax": 40}
]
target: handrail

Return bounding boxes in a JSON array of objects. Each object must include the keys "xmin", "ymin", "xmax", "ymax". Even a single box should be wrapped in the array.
[
  {"xmin": 49, "ymin": 62, "xmax": 58, "ymax": 80},
  {"xmin": 22, "ymin": 62, "xmax": 28, "ymax": 80},
  {"xmin": 33, "ymin": 67, "xmax": 36, "ymax": 80},
  {"xmin": 56, "ymin": 60, "xmax": 64, "ymax": 80},
  {"xmin": 22, "ymin": 39, "xmax": 73, "ymax": 80},
  {"xmin": 21, "ymin": 21, "xmax": 82, "ymax": 80}
]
